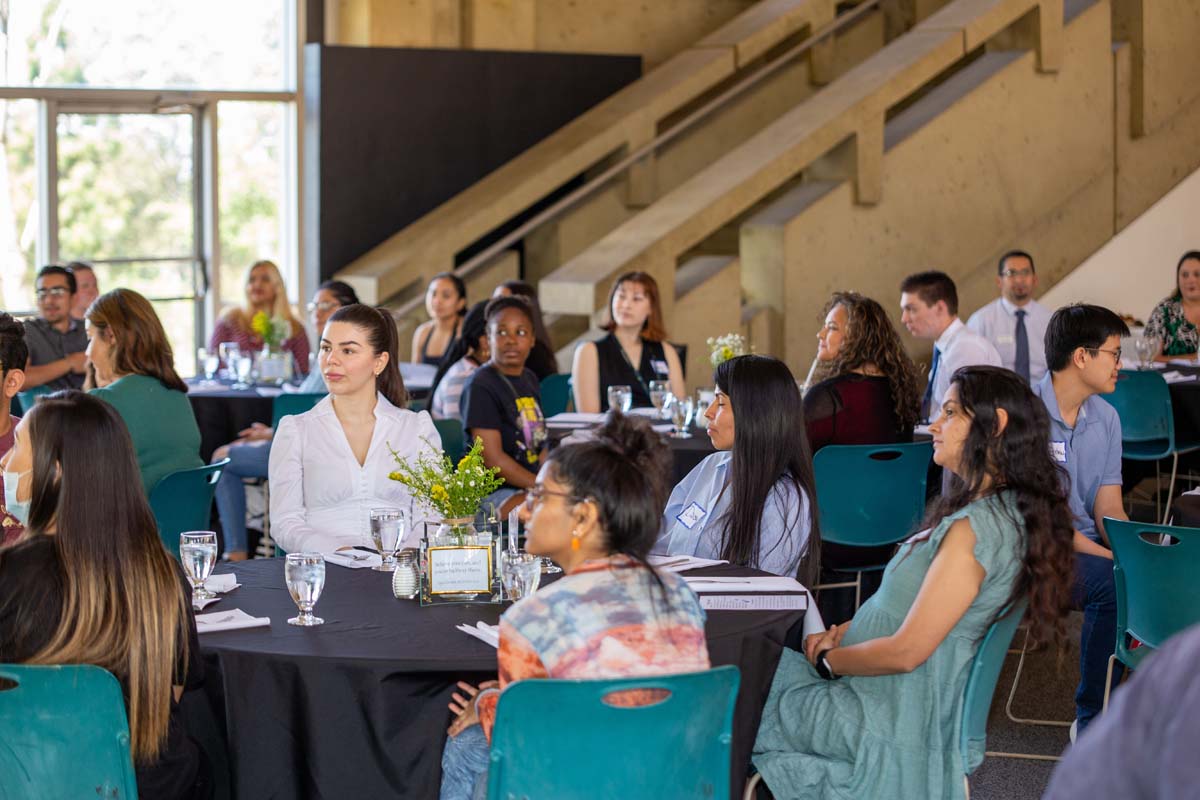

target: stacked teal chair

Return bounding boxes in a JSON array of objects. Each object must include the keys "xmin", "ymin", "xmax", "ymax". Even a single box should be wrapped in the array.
[
  {"xmin": 1103, "ymin": 517, "xmax": 1200, "ymax": 710},
  {"xmin": 435, "ymin": 418, "xmax": 466, "ymax": 462},
  {"xmin": 539, "ymin": 374, "xmax": 572, "ymax": 417},
  {"xmin": 15, "ymin": 384, "xmax": 53, "ymax": 414},
  {"xmin": 148, "ymin": 459, "xmax": 229, "ymax": 559},
  {"xmin": 488, "ymin": 666, "xmax": 739, "ymax": 800},
  {"xmin": 0, "ymin": 664, "xmax": 138, "ymax": 799},
  {"xmin": 812, "ymin": 441, "xmax": 933, "ymax": 609},
  {"xmin": 271, "ymin": 392, "xmax": 326, "ymax": 429},
  {"xmin": 1100, "ymin": 369, "xmax": 1200, "ymax": 523}
]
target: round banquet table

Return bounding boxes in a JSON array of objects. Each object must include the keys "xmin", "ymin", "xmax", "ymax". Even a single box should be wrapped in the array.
[{"xmin": 197, "ymin": 558, "xmax": 804, "ymax": 799}]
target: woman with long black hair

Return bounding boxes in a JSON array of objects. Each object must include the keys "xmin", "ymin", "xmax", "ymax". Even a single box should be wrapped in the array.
[
  {"xmin": 658, "ymin": 355, "xmax": 820, "ymax": 583},
  {"xmin": 429, "ymin": 301, "xmax": 489, "ymax": 420},
  {"xmin": 751, "ymin": 366, "xmax": 1075, "ymax": 800}
]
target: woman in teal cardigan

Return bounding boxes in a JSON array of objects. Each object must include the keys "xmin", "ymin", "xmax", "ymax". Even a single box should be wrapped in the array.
[{"xmin": 85, "ymin": 289, "xmax": 202, "ymax": 495}]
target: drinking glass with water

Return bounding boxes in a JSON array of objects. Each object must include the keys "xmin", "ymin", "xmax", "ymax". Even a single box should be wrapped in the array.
[
  {"xmin": 607, "ymin": 385, "xmax": 633, "ymax": 413},
  {"xmin": 370, "ymin": 508, "xmax": 406, "ymax": 571},
  {"xmin": 502, "ymin": 551, "xmax": 542, "ymax": 601},
  {"xmin": 649, "ymin": 380, "xmax": 670, "ymax": 419},
  {"xmin": 285, "ymin": 552, "xmax": 326, "ymax": 626},
  {"xmin": 179, "ymin": 531, "xmax": 218, "ymax": 610},
  {"xmin": 668, "ymin": 394, "xmax": 695, "ymax": 438}
]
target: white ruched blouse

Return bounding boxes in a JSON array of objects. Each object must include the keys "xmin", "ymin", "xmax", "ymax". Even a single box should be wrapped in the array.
[{"xmin": 268, "ymin": 393, "xmax": 443, "ymax": 554}]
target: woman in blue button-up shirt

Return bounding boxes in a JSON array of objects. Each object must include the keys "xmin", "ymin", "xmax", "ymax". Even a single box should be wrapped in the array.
[{"xmin": 657, "ymin": 355, "xmax": 819, "ymax": 581}]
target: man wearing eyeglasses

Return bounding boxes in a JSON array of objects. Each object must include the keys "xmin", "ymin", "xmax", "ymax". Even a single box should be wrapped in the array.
[
  {"xmin": 22, "ymin": 265, "xmax": 88, "ymax": 391},
  {"xmin": 967, "ymin": 250, "xmax": 1052, "ymax": 384},
  {"xmin": 1036, "ymin": 303, "xmax": 1131, "ymax": 742}
]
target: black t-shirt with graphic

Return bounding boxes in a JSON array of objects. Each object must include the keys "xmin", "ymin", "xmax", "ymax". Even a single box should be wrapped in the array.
[{"xmin": 461, "ymin": 365, "xmax": 547, "ymax": 485}]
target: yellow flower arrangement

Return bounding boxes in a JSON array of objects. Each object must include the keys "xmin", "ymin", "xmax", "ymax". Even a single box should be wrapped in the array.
[
  {"xmin": 251, "ymin": 310, "xmax": 290, "ymax": 349},
  {"xmin": 706, "ymin": 332, "xmax": 749, "ymax": 368},
  {"xmin": 388, "ymin": 437, "xmax": 504, "ymax": 520}
]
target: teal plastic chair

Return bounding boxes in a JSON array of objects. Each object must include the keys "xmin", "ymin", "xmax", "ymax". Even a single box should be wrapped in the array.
[
  {"xmin": 488, "ymin": 666, "xmax": 739, "ymax": 800},
  {"xmin": 1103, "ymin": 517, "xmax": 1200, "ymax": 709},
  {"xmin": 539, "ymin": 373, "xmax": 571, "ymax": 417},
  {"xmin": 1101, "ymin": 369, "xmax": 1200, "ymax": 523},
  {"xmin": 15, "ymin": 385, "xmax": 53, "ymax": 414},
  {"xmin": 148, "ymin": 459, "xmax": 229, "ymax": 559},
  {"xmin": 0, "ymin": 664, "xmax": 138, "ymax": 799},
  {"xmin": 812, "ymin": 441, "xmax": 933, "ymax": 609},
  {"xmin": 960, "ymin": 601, "xmax": 1031, "ymax": 772},
  {"xmin": 434, "ymin": 418, "xmax": 466, "ymax": 462},
  {"xmin": 409, "ymin": 397, "xmax": 428, "ymax": 412},
  {"xmin": 270, "ymin": 392, "xmax": 326, "ymax": 430}
]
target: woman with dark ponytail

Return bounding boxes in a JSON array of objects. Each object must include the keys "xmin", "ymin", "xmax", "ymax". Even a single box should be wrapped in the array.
[
  {"xmin": 429, "ymin": 301, "xmax": 489, "ymax": 420},
  {"xmin": 752, "ymin": 366, "xmax": 1074, "ymax": 800},
  {"xmin": 439, "ymin": 412, "xmax": 710, "ymax": 799},
  {"xmin": 269, "ymin": 304, "xmax": 442, "ymax": 553}
]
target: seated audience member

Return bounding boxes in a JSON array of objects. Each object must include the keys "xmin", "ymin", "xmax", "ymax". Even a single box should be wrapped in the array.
[
  {"xmin": 460, "ymin": 296, "xmax": 548, "ymax": 515},
  {"xmin": 269, "ymin": 304, "xmax": 441, "ymax": 554},
  {"xmin": 68, "ymin": 261, "xmax": 100, "ymax": 321},
  {"xmin": 570, "ymin": 271, "xmax": 686, "ymax": 413},
  {"xmin": 492, "ymin": 280, "xmax": 557, "ymax": 380},
  {"xmin": 209, "ymin": 259, "xmax": 309, "ymax": 375},
  {"xmin": 429, "ymin": 301, "xmax": 488, "ymax": 420},
  {"xmin": 899, "ymin": 270, "xmax": 1001, "ymax": 421},
  {"xmin": 1044, "ymin": 623, "xmax": 1200, "ymax": 800},
  {"xmin": 0, "ymin": 312, "xmax": 27, "ymax": 546},
  {"xmin": 86, "ymin": 289, "xmax": 203, "ymax": 495},
  {"xmin": 659, "ymin": 355, "xmax": 819, "ymax": 581},
  {"xmin": 752, "ymin": 366, "xmax": 1074, "ymax": 800},
  {"xmin": 211, "ymin": 281, "xmax": 358, "ymax": 560},
  {"xmin": 804, "ymin": 291, "xmax": 920, "ymax": 452},
  {"xmin": 412, "ymin": 272, "xmax": 467, "ymax": 367},
  {"xmin": 1035, "ymin": 303, "xmax": 1130, "ymax": 738},
  {"xmin": 1144, "ymin": 250, "xmax": 1200, "ymax": 360},
  {"xmin": 439, "ymin": 413, "xmax": 710, "ymax": 800},
  {"xmin": 0, "ymin": 391, "xmax": 210, "ymax": 799},
  {"xmin": 966, "ymin": 250, "xmax": 1052, "ymax": 383},
  {"xmin": 22, "ymin": 265, "xmax": 87, "ymax": 391}
]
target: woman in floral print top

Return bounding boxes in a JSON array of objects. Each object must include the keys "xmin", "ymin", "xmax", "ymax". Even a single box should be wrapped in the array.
[
  {"xmin": 439, "ymin": 413, "xmax": 710, "ymax": 800},
  {"xmin": 1145, "ymin": 251, "xmax": 1200, "ymax": 360}
]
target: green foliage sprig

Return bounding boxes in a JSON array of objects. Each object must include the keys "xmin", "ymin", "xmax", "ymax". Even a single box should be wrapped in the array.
[{"xmin": 387, "ymin": 436, "xmax": 504, "ymax": 520}]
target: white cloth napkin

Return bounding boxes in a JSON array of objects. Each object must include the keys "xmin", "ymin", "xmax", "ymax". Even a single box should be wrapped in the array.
[
  {"xmin": 647, "ymin": 555, "xmax": 730, "ymax": 573},
  {"xmin": 325, "ymin": 550, "xmax": 382, "ymax": 569},
  {"xmin": 193, "ymin": 573, "xmax": 242, "ymax": 609},
  {"xmin": 254, "ymin": 386, "xmax": 285, "ymax": 397},
  {"xmin": 456, "ymin": 621, "xmax": 500, "ymax": 648},
  {"xmin": 195, "ymin": 609, "xmax": 270, "ymax": 633},
  {"xmin": 1162, "ymin": 370, "xmax": 1197, "ymax": 384}
]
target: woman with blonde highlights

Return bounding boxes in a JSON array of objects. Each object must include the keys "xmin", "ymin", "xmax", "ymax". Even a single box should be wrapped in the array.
[
  {"xmin": 0, "ymin": 391, "xmax": 210, "ymax": 799},
  {"xmin": 209, "ymin": 259, "xmax": 309, "ymax": 374},
  {"xmin": 86, "ymin": 288, "xmax": 203, "ymax": 494}
]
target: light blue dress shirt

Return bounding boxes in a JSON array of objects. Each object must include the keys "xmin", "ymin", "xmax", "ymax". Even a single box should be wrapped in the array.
[
  {"xmin": 1033, "ymin": 373, "xmax": 1124, "ymax": 542},
  {"xmin": 967, "ymin": 297, "xmax": 1052, "ymax": 384},
  {"xmin": 657, "ymin": 451, "xmax": 812, "ymax": 577}
]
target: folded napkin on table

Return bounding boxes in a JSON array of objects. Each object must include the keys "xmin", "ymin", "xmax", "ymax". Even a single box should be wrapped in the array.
[
  {"xmin": 1162, "ymin": 370, "xmax": 1197, "ymax": 385},
  {"xmin": 682, "ymin": 575, "xmax": 807, "ymax": 593},
  {"xmin": 456, "ymin": 621, "xmax": 500, "ymax": 648},
  {"xmin": 325, "ymin": 550, "xmax": 382, "ymax": 569},
  {"xmin": 193, "ymin": 572, "xmax": 242, "ymax": 609},
  {"xmin": 195, "ymin": 608, "xmax": 270, "ymax": 633},
  {"xmin": 647, "ymin": 555, "xmax": 729, "ymax": 573}
]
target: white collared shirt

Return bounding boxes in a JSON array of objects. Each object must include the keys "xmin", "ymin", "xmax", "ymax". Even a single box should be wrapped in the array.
[
  {"xmin": 930, "ymin": 318, "xmax": 1002, "ymax": 414},
  {"xmin": 967, "ymin": 297, "xmax": 1052, "ymax": 383},
  {"xmin": 268, "ymin": 393, "xmax": 443, "ymax": 554}
]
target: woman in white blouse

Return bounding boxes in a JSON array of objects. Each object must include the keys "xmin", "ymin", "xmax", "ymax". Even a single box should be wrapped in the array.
[{"xmin": 269, "ymin": 304, "xmax": 441, "ymax": 553}]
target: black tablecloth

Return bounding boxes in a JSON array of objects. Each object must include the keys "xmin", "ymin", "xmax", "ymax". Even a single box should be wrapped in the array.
[
  {"xmin": 188, "ymin": 387, "xmax": 274, "ymax": 463},
  {"xmin": 198, "ymin": 558, "xmax": 802, "ymax": 799},
  {"xmin": 1166, "ymin": 364, "xmax": 1200, "ymax": 442}
]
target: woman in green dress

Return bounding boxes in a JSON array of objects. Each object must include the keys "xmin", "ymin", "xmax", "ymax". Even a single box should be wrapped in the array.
[{"xmin": 752, "ymin": 365, "xmax": 1075, "ymax": 799}]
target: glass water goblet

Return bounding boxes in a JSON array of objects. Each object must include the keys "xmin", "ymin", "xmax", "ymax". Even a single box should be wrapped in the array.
[
  {"xmin": 669, "ymin": 395, "xmax": 695, "ymax": 438},
  {"xmin": 502, "ymin": 551, "xmax": 543, "ymax": 601},
  {"xmin": 1134, "ymin": 335, "xmax": 1158, "ymax": 369},
  {"xmin": 607, "ymin": 385, "xmax": 633, "ymax": 413},
  {"xmin": 285, "ymin": 552, "xmax": 326, "ymax": 626},
  {"xmin": 369, "ymin": 507, "xmax": 406, "ymax": 571},
  {"xmin": 232, "ymin": 353, "xmax": 254, "ymax": 389},
  {"xmin": 218, "ymin": 341, "xmax": 240, "ymax": 380},
  {"xmin": 694, "ymin": 388, "xmax": 714, "ymax": 428},
  {"xmin": 649, "ymin": 380, "xmax": 670, "ymax": 419},
  {"xmin": 179, "ymin": 531, "xmax": 218, "ymax": 609}
]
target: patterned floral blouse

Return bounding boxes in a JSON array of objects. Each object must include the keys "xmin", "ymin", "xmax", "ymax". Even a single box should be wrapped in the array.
[
  {"xmin": 476, "ymin": 555, "xmax": 710, "ymax": 740},
  {"xmin": 1145, "ymin": 297, "xmax": 1200, "ymax": 357}
]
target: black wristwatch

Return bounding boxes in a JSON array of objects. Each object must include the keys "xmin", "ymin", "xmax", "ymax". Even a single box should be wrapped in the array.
[{"xmin": 815, "ymin": 648, "xmax": 840, "ymax": 680}]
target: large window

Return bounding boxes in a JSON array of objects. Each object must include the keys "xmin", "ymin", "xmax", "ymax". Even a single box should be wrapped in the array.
[{"xmin": 0, "ymin": 1, "xmax": 298, "ymax": 373}]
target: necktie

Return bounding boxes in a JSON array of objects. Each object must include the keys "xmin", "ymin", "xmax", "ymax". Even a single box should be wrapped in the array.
[
  {"xmin": 921, "ymin": 346, "xmax": 942, "ymax": 422},
  {"xmin": 1014, "ymin": 309, "xmax": 1030, "ymax": 383}
]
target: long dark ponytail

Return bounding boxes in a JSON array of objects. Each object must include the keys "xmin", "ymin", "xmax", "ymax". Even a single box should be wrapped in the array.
[
  {"xmin": 328, "ymin": 304, "xmax": 409, "ymax": 408},
  {"xmin": 716, "ymin": 355, "xmax": 821, "ymax": 585}
]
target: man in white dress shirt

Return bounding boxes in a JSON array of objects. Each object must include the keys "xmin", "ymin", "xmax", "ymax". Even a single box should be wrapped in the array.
[
  {"xmin": 899, "ymin": 270, "xmax": 1002, "ymax": 422},
  {"xmin": 966, "ymin": 250, "xmax": 1052, "ymax": 384}
]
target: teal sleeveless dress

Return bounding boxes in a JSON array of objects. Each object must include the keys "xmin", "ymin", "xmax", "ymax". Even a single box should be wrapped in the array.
[{"xmin": 752, "ymin": 493, "xmax": 1026, "ymax": 800}]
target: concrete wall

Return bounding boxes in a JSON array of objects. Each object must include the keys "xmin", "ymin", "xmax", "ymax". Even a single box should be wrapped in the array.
[{"xmin": 327, "ymin": 0, "xmax": 759, "ymax": 69}]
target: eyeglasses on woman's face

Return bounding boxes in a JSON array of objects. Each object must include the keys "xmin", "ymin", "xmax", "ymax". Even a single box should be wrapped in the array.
[{"xmin": 523, "ymin": 485, "xmax": 582, "ymax": 511}]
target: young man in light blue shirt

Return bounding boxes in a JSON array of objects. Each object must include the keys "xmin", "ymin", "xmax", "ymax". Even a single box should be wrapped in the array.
[{"xmin": 1034, "ymin": 303, "xmax": 1130, "ymax": 737}]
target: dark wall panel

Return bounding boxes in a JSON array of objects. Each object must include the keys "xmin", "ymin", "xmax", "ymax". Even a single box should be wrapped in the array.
[{"xmin": 305, "ymin": 44, "xmax": 641, "ymax": 282}]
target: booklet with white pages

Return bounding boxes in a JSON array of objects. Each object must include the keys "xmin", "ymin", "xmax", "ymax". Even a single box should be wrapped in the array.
[
  {"xmin": 682, "ymin": 576, "xmax": 808, "ymax": 593},
  {"xmin": 700, "ymin": 594, "xmax": 808, "ymax": 611}
]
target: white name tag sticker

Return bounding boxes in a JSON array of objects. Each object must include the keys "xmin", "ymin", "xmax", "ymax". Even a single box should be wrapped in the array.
[
  {"xmin": 1050, "ymin": 441, "xmax": 1067, "ymax": 463},
  {"xmin": 996, "ymin": 335, "xmax": 1014, "ymax": 344},
  {"xmin": 676, "ymin": 502, "xmax": 706, "ymax": 530},
  {"xmin": 651, "ymin": 359, "xmax": 669, "ymax": 376}
]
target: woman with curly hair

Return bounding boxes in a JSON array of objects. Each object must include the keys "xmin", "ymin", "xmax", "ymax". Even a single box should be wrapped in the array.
[
  {"xmin": 752, "ymin": 366, "xmax": 1075, "ymax": 800},
  {"xmin": 803, "ymin": 291, "xmax": 920, "ymax": 452}
]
